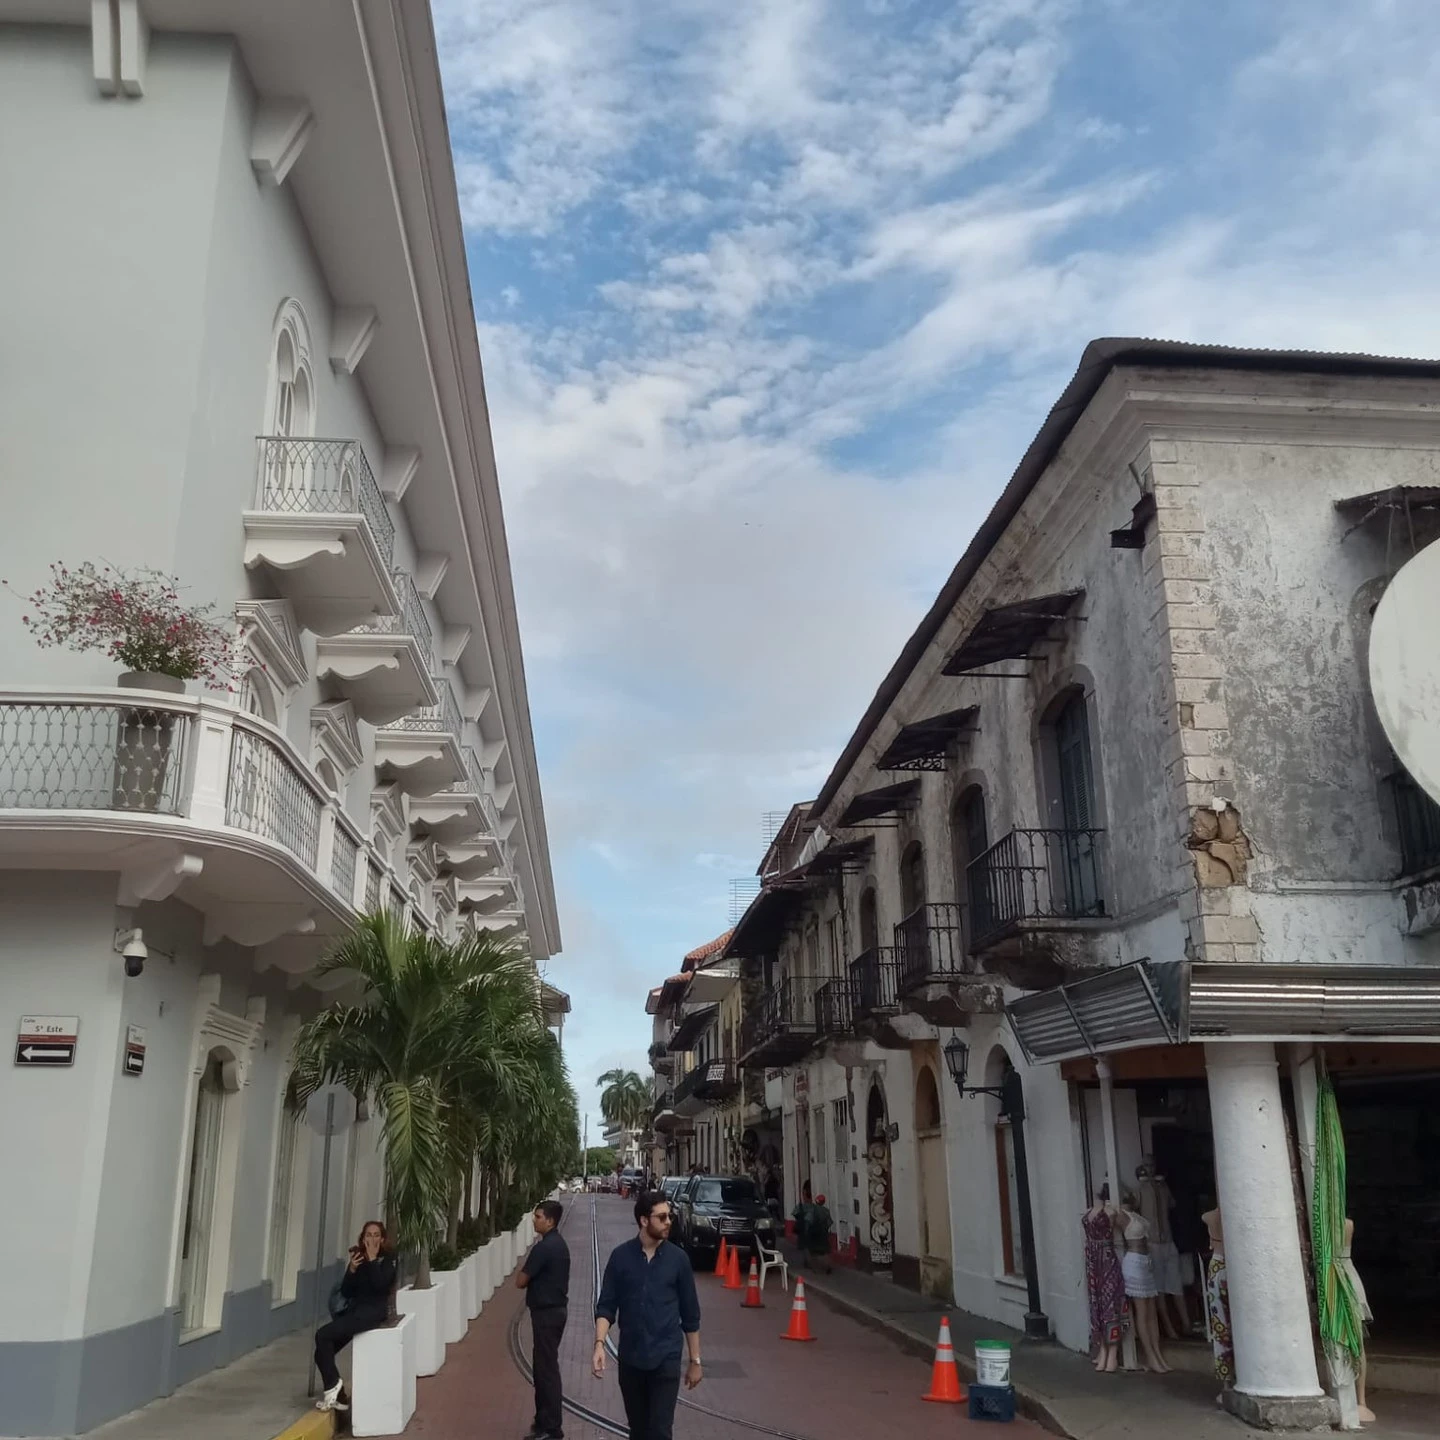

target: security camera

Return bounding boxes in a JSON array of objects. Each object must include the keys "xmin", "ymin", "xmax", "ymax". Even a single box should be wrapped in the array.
[{"xmin": 118, "ymin": 929, "xmax": 147, "ymax": 978}]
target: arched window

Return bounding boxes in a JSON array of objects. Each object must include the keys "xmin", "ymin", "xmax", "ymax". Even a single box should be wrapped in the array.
[
  {"xmin": 179, "ymin": 1052, "xmax": 231, "ymax": 1334},
  {"xmin": 239, "ymin": 667, "xmax": 277, "ymax": 723},
  {"xmin": 858, "ymin": 886, "xmax": 879, "ymax": 952},
  {"xmin": 951, "ymin": 785, "xmax": 989, "ymax": 945},
  {"xmin": 315, "ymin": 757, "xmax": 341, "ymax": 799},
  {"xmin": 1039, "ymin": 687, "xmax": 1104, "ymax": 918},
  {"xmin": 900, "ymin": 840, "xmax": 926, "ymax": 917},
  {"xmin": 267, "ymin": 301, "xmax": 315, "ymax": 439}
]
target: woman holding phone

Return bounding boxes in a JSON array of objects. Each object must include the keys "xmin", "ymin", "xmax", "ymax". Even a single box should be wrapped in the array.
[{"xmin": 314, "ymin": 1220, "xmax": 396, "ymax": 1413}]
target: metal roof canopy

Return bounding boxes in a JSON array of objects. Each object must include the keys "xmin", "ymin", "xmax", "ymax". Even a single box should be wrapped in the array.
[
  {"xmin": 808, "ymin": 836, "xmax": 875, "ymax": 875},
  {"xmin": 837, "ymin": 779, "xmax": 922, "ymax": 828},
  {"xmin": 943, "ymin": 591, "xmax": 1084, "ymax": 676},
  {"xmin": 1007, "ymin": 961, "xmax": 1440, "ymax": 1064},
  {"xmin": 668, "ymin": 1004, "xmax": 720, "ymax": 1052},
  {"xmin": 1335, "ymin": 484, "xmax": 1440, "ymax": 524},
  {"xmin": 724, "ymin": 885, "xmax": 804, "ymax": 959},
  {"xmin": 875, "ymin": 707, "xmax": 980, "ymax": 772}
]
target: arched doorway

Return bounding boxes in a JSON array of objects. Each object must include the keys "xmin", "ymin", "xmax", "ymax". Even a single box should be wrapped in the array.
[
  {"xmin": 865, "ymin": 1079, "xmax": 894, "ymax": 1269},
  {"xmin": 900, "ymin": 841, "xmax": 926, "ymax": 916},
  {"xmin": 914, "ymin": 1061, "xmax": 954, "ymax": 1300},
  {"xmin": 951, "ymin": 784, "xmax": 989, "ymax": 947}
]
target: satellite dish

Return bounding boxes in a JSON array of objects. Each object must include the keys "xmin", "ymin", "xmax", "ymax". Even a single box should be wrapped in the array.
[{"xmin": 1370, "ymin": 537, "xmax": 1440, "ymax": 808}]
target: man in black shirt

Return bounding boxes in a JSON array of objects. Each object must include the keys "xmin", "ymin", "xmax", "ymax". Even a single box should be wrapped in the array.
[
  {"xmin": 593, "ymin": 1190, "xmax": 702, "ymax": 1440},
  {"xmin": 517, "ymin": 1199, "xmax": 571, "ymax": 1440}
]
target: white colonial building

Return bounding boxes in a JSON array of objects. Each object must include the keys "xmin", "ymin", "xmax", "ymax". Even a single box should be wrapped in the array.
[
  {"xmin": 0, "ymin": 3, "xmax": 559, "ymax": 1433},
  {"xmin": 730, "ymin": 340, "xmax": 1440, "ymax": 1428}
]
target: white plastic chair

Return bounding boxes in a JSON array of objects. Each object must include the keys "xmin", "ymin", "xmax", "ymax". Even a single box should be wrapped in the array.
[{"xmin": 756, "ymin": 1241, "xmax": 789, "ymax": 1293}]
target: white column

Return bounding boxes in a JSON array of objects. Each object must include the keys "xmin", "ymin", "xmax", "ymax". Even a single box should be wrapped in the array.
[{"xmin": 1206, "ymin": 1042, "xmax": 1322, "ymax": 1401}]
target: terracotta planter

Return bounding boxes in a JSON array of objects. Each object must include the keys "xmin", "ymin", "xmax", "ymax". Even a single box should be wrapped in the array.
[{"xmin": 112, "ymin": 672, "xmax": 187, "ymax": 811}]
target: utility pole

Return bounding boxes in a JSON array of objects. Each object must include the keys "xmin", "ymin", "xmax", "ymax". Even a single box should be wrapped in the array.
[{"xmin": 582, "ymin": 1113, "xmax": 589, "ymax": 1189}]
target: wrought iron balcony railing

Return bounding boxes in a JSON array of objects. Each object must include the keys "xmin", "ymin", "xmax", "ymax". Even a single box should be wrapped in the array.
[
  {"xmin": 226, "ymin": 726, "xmax": 322, "ymax": 868},
  {"xmin": 1391, "ymin": 770, "xmax": 1440, "ymax": 877},
  {"xmin": 444, "ymin": 747, "xmax": 489, "ymax": 800},
  {"xmin": 254, "ymin": 436, "xmax": 395, "ymax": 567},
  {"xmin": 815, "ymin": 977, "xmax": 857, "ymax": 1039},
  {"xmin": 894, "ymin": 901, "xmax": 970, "ymax": 992},
  {"xmin": 675, "ymin": 1059, "xmax": 740, "ymax": 1108},
  {"xmin": 0, "ymin": 698, "xmax": 193, "ymax": 815},
  {"xmin": 383, "ymin": 677, "xmax": 461, "ymax": 738},
  {"xmin": 966, "ymin": 827, "xmax": 1107, "ymax": 950},
  {"xmin": 849, "ymin": 947, "xmax": 902, "ymax": 1018},
  {"xmin": 739, "ymin": 975, "xmax": 820, "ymax": 1061},
  {"xmin": 354, "ymin": 571, "xmax": 434, "ymax": 666},
  {"xmin": 331, "ymin": 821, "xmax": 360, "ymax": 903}
]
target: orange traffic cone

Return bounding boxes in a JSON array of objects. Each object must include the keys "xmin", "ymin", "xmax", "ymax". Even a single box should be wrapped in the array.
[
  {"xmin": 780, "ymin": 1277, "xmax": 816, "ymax": 1341},
  {"xmin": 921, "ymin": 1316, "xmax": 964, "ymax": 1403},
  {"xmin": 740, "ymin": 1256, "xmax": 765, "ymax": 1308},
  {"xmin": 723, "ymin": 1243, "xmax": 743, "ymax": 1291},
  {"xmin": 713, "ymin": 1236, "xmax": 729, "ymax": 1278}
]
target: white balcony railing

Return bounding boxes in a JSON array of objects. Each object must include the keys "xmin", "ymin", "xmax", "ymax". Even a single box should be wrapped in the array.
[
  {"xmin": 0, "ymin": 690, "xmax": 479, "ymax": 947},
  {"xmin": 253, "ymin": 436, "xmax": 396, "ymax": 568}
]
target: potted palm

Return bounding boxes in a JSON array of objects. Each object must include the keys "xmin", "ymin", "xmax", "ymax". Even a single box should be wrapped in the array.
[{"xmin": 12, "ymin": 563, "xmax": 244, "ymax": 812}]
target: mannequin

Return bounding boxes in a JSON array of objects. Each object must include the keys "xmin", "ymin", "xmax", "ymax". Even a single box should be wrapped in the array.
[
  {"xmin": 1136, "ymin": 1157, "xmax": 1189, "ymax": 1339},
  {"xmin": 1115, "ymin": 1191, "xmax": 1169, "ymax": 1373},
  {"xmin": 1200, "ymin": 1202, "xmax": 1233, "ymax": 1402},
  {"xmin": 1083, "ymin": 1183, "xmax": 1125, "ymax": 1373},
  {"xmin": 1339, "ymin": 1217, "xmax": 1375, "ymax": 1425}
]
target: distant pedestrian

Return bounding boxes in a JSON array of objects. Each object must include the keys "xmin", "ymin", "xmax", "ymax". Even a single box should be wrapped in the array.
[
  {"xmin": 517, "ymin": 1200, "xmax": 571, "ymax": 1440},
  {"xmin": 594, "ymin": 1189, "xmax": 702, "ymax": 1440}
]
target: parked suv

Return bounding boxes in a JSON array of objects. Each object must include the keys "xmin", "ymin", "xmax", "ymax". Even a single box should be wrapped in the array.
[{"xmin": 671, "ymin": 1174, "xmax": 776, "ymax": 1268}]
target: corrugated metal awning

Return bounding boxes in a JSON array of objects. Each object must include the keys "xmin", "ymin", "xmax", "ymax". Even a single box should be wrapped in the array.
[
  {"xmin": 1007, "ymin": 962, "xmax": 1178, "ymax": 1063},
  {"xmin": 1007, "ymin": 962, "xmax": 1440, "ymax": 1063}
]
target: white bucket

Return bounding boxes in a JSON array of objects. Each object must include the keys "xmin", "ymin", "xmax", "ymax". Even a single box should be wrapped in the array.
[{"xmin": 975, "ymin": 1339, "xmax": 1011, "ymax": 1388}]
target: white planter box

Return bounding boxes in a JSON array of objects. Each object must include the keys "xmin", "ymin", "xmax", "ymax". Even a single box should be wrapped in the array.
[
  {"xmin": 432, "ymin": 1269, "xmax": 466, "ymax": 1345},
  {"xmin": 395, "ymin": 1283, "xmax": 444, "ymax": 1376},
  {"xmin": 483, "ymin": 1238, "xmax": 499, "ymax": 1298},
  {"xmin": 350, "ymin": 1313, "xmax": 416, "ymax": 1437},
  {"xmin": 460, "ymin": 1253, "xmax": 481, "ymax": 1319}
]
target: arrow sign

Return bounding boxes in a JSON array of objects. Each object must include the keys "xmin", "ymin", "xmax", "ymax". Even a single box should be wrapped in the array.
[
  {"xmin": 123, "ymin": 1023, "xmax": 146, "ymax": 1077},
  {"xmin": 124, "ymin": 1050, "xmax": 145, "ymax": 1075},
  {"xmin": 16, "ymin": 1042, "xmax": 75, "ymax": 1065},
  {"xmin": 15, "ymin": 1015, "xmax": 79, "ymax": 1067}
]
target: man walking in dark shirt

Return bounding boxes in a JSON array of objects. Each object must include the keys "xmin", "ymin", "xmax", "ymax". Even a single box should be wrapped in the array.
[
  {"xmin": 517, "ymin": 1200, "xmax": 571, "ymax": 1440},
  {"xmin": 593, "ymin": 1189, "xmax": 702, "ymax": 1440}
]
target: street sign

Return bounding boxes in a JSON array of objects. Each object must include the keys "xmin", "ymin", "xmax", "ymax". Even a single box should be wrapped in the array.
[
  {"xmin": 15, "ymin": 1015, "xmax": 79, "ymax": 1067},
  {"xmin": 123, "ymin": 1024, "xmax": 146, "ymax": 1077}
]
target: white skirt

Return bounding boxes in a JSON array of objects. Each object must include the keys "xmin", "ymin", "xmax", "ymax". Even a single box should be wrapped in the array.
[{"xmin": 1122, "ymin": 1250, "xmax": 1158, "ymax": 1299}]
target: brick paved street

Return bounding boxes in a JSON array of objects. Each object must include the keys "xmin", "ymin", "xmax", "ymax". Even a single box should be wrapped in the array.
[{"xmin": 405, "ymin": 1195, "xmax": 1045, "ymax": 1439}]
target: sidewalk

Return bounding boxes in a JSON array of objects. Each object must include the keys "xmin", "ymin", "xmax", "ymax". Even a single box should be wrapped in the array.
[{"xmin": 785, "ymin": 1248, "xmax": 1436, "ymax": 1440}]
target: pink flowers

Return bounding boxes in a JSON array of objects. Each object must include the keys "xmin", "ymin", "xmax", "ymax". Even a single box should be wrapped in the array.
[{"xmin": 11, "ymin": 562, "xmax": 245, "ymax": 691}]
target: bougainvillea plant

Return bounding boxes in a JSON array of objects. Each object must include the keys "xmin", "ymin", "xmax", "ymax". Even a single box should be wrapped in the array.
[{"xmin": 9, "ymin": 562, "xmax": 245, "ymax": 689}]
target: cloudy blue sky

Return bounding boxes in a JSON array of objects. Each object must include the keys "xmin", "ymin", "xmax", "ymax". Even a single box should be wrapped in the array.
[{"xmin": 433, "ymin": 0, "xmax": 1440, "ymax": 1140}]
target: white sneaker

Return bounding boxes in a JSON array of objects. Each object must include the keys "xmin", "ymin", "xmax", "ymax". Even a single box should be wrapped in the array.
[{"xmin": 316, "ymin": 1381, "xmax": 344, "ymax": 1411}]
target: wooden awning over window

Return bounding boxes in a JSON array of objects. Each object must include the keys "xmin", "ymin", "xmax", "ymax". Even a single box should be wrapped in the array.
[{"xmin": 837, "ymin": 779, "xmax": 921, "ymax": 827}]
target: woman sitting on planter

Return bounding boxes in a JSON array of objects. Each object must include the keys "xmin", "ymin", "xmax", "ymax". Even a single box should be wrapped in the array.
[{"xmin": 315, "ymin": 1221, "xmax": 397, "ymax": 1413}]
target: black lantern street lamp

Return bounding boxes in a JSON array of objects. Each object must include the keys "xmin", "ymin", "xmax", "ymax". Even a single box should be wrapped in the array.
[{"xmin": 943, "ymin": 1035, "xmax": 1050, "ymax": 1340}]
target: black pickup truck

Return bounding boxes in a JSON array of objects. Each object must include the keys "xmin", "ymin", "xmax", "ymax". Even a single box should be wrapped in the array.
[{"xmin": 670, "ymin": 1174, "xmax": 777, "ymax": 1268}]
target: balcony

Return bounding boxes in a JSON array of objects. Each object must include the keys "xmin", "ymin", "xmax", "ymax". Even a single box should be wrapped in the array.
[
  {"xmin": 410, "ymin": 747, "xmax": 493, "ymax": 843},
  {"xmin": 0, "ymin": 690, "xmax": 371, "ymax": 957},
  {"xmin": 739, "ymin": 976, "xmax": 819, "ymax": 1066},
  {"xmin": 374, "ymin": 678, "xmax": 466, "ymax": 797},
  {"xmin": 652, "ymin": 1090, "xmax": 679, "ymax": 1132},
  {"xmin": 849, "ymin": 947, "xmax": 902, "ymax": 1019},
  {"xmin": 967, "ymin": 827, "xmax": 1108, "ymax": 984},
  {"xmin": 648, "ymin": 1040, "xmax": 675, "ymax": 1073},
  {"xmin": 315, "ymin": 572, "xmax": 436, "ymax": 726},
  {"xmin": 243, "ymin": 436, "xmax": 399, "ymax": 635},
  {"xmin": 815, "ymin": 977, "xmax": 857, "ymax": 1040},
  {"xmin": 675, "ymin": 1059, "xmax": 740, "ymax": 1117},
  {"xmin": 894, "ymin": 902, "xmax": 1001, "ymax": 1024}
]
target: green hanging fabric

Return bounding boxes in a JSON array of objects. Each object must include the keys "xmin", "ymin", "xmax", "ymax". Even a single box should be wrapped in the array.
[{"xmin": 1312, "ymin": 1074, "xmax": 1364, "ymax": 1367}]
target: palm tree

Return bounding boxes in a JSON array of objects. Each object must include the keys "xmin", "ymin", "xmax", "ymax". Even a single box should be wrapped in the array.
[
  {"xmin": 597, "ymin": 1067, "xmax": 649, "ymax": 1153},
  {"xmin": 291, "ymin": 913, "xmax": 577, "ymax": 1287}
]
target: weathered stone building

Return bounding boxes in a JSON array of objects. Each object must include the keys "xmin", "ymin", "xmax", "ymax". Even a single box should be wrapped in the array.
[{"xmin": 727, "ymin": 339, "xmax": 1440, "ymax": 1426}]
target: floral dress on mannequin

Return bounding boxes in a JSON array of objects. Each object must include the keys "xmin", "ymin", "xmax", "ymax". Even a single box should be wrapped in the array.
[{"xmin": 1084, "ymin": 1207, "xmax": 1126, "ymax": 1349}]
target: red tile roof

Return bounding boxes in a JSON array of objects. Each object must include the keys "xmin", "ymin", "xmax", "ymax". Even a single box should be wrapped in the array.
[{"xmin": 683, "ymin": 930, "xmax": 734, "ymax": 970}]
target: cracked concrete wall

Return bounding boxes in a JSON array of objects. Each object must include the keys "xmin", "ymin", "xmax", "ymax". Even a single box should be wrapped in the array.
[{"xmin": 1165, "ymin": 393, "xmax": 1440, "ymax": 966}]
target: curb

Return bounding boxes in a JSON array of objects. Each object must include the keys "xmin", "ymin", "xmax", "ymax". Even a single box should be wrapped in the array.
[
  {"xmin": 270, "ymin": 1410, "xmax": 335, "ymax": 1440},
  {"xmin": 796, "ymin": 1270, "xmax": 1072, "ymax": 1440}
]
